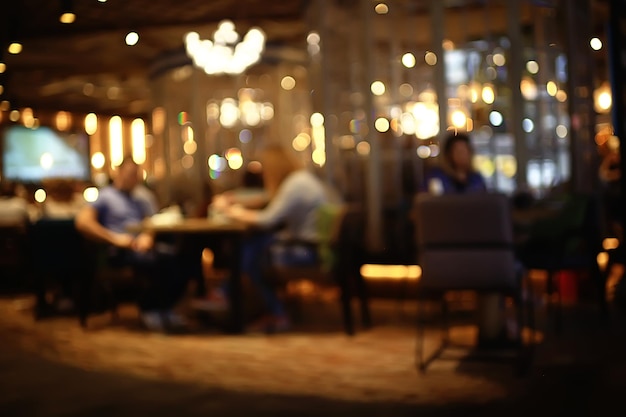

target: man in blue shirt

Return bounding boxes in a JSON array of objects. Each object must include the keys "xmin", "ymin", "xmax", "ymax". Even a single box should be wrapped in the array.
[{"xmin": 75, "ymin": 157, "xmax": 187, "ymax": 331}]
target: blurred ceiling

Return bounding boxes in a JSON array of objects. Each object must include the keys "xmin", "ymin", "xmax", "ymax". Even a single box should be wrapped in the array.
[
  {"xmin": 0, "ymin": 0, "xmax": 611, "ymax": 118},
  {"xmin": 1, "ymin": 0, "xmax": 311, "ymax": 117}
]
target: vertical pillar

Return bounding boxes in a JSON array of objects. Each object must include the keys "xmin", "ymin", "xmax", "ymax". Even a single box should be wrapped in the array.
[
  {"xmin": 361, "ymin": 0, "xmax": 383, "ymax": 252},
  {"xmin": 430, "ymin": 0, "xmax": 447, "ymax": 135},
  {"xmin": 319, "ymin": 0, "xmax": 335, "ymax": 187},
  {"xmin": 506, "ymin": 0, "xmax": 528, "ymax": 189},
  {"xmin": 564, "ymin": 0, "xmax": 597, "ymax": 193},
  {"xmin": 609, "ymin": 0, "xmax": 626, "ymax": 233}
]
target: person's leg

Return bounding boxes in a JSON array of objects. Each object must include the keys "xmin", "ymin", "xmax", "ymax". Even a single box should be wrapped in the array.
[{"xmin": 240, "ymin": 233, "xmax": 286, "ymax": 317}]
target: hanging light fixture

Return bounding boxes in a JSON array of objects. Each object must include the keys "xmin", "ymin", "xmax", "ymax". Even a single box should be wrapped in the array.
[
  {"xmin": 184, "ymin": 20, "xmax": 266, "ymax": 75},
  {"xmin": 59, "ymin": 0, "xmax": 76, "ymax": 24}
]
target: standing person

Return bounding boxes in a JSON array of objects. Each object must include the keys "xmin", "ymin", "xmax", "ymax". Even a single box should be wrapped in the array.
[
  {"xmin": 423, "ymin": 132, "xmax": 487, "ymax": 194},
  {"xmin": 75, "ymin": 156, "xmax": 189, "ymax": 331},
  {"xmin": 210, "ymin": 144, "xmax": 332, "ymax": 332}
]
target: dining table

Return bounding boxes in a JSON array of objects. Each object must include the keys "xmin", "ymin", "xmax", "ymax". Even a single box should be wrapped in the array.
[{"xmin": 130, "ymin": 216, "xmax": 251, "ymax": 334}]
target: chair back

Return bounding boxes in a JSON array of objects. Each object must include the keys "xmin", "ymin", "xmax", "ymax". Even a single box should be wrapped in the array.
[{"xmin": 415, "ymin": 193, "xmax": 517, "ymax": 292}]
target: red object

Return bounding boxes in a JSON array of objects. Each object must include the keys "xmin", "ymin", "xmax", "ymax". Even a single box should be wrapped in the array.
[{"xmin": 558, "ymin": 270, "xmax": 578, "ymax": 304}]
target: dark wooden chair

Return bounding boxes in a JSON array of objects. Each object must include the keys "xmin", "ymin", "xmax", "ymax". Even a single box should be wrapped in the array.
[
  {"xmin": 516, "ymin": 192, "xmax": 605, "ymax": 332},
  {"xmin": 268, "ymin": 204, "xmax": 372, "ymax": 335},
  {"xmin": 29, "ymin": 218, "xmax": 85, "ymax": 319}
]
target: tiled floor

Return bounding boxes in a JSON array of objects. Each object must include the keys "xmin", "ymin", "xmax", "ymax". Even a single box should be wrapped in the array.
[{"xmin": 0, "ymin": 293, "xmax": 625, "ymax": 416}]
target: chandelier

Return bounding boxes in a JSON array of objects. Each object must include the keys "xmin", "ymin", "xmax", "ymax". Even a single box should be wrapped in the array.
[{"xmin": 184, "ymin": 20, "xmax": 266, "ymax": 75}]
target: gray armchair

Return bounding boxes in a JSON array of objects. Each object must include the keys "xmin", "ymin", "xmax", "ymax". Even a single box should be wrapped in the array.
[{"xmin": 414, "ymin": 193, "xmax": 535, "ymax": 374}]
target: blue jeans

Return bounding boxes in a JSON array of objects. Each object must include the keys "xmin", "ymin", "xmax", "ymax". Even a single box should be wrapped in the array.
[{"xmin": 234, "ymin": 233, "xmax": 317, "ymax": 316}]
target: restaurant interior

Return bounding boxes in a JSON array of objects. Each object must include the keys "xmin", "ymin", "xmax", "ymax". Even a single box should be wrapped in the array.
[{"xmin": 0, "ymin": 0, "xmax": 625, "ymax": 415}]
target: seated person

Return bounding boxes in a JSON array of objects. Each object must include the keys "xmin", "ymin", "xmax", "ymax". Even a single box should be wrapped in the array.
[
  {"xmin": 423, "ymin": 131, "xmax": 487, "ymax": 194},
  {"xmin": 207, "ymin": 144, "xmax": 332, "ymax": 332},
  {"xmin": 74, "ymin": 157, "xmax": 189, "ymax": 331}
]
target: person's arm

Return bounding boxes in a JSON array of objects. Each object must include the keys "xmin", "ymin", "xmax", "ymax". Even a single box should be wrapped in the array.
[
  {"xmin": 74, "ymin": 205, "xmax": 134, "ymax": 249},
  {"xmin": 226, "ymin": 177, "xmax": 298, "ymax": 228}
]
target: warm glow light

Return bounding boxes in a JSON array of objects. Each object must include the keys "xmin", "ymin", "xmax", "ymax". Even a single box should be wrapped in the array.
[
  {"xmin": 375, "ymin": 3, "xmax": 389, "ymax": 14},
  {"xmin": 9, "ymin": 110, "xmax": 20, "ymax": 123},
  {"xmin": 220, "ymin": 99, "xmax": 240, "ymax": 128},
  {"xmin": 482, "ymin": 85, "xmax": 495, "ymax": 104},
  {"xmin": 546, "ymin": 81, "xmax": 558, "ymax": 97},
  {"xmin": 292, "ymin": 133, "xmax": 311, "ymax": 151},
  {"xmin": 183, "ymin": 140, "xmax": 197, "ymax": 155},
  {"xmin": 152, "ymin": 107, "xmax": 166, "ymax": 135},
  {"xmin": 281, "ymin": 76, "xmax": 296, "ymax": 90},
  {"xmin": 228, "ymin": 154, "xmax": 244, "ymax": 170},
  {"xmin": 310, "ymin": 112, "xmax": 324, "ymax": 127},
  {"xmin": 21, "ymin": 108, "xmax": 34, "ymax": 128},
  {"xmin": 417, "ymin": 145, "xmax": 431, "ymax": 159},
  {"xmin": 34, "ymin": 189, "xmax": 47, "ymax": 203},
  {"xmin": 126, "ymin": 32, "xmax": 139, "ymax": 46},
  {"xmin": 526, "ymin": 60, "xmax": 539, "ymax": 74},
  {"xmin": 85, "ymin": 113, "xmax": 98, "ymax": 135},
  {"xmin": 312, "ymin": 149, "xmax": 326, "ymax": 166},
  {"xmin": 360, "ymin": 264, "xmax": 421, "ymax": 280},
  {"xmin": 493, "ymin": 53, "xmax": 506, "ymax": 67},
  {"xmin": 370, "ymin": 81, "xmax": 386, "ymax": 96},
  {"xmin": 356, "ymin": 141, "xmax": 370, "ymax": 155},
  {"xmin": 91, "ymin": 152, "xmax": 105, "ymax": 169},
  {"xmin": 496, "ymin": 155, "xmax": 517, "ymax": 178},
  {"xmin": 520, "ymin": 77, "xmax": 538, "ymax": 101},
  {"xmin": 109, "ymin": 116, "xmax": 124, "ymax": 168},
  {"xmin": 603, "ymin": 238, "xmax": 620, "ymax": 251},
  {"xmin": 83, "ymin": 187, "xmax": 99, "ymax": 203},
  {"xmin": 594, "ymin": 82, "xmax": 612, "ymax": 113},
  {"xmin": 424, "ymin": 51, "xmax": 437, "ymax": 66},
  {"xmin": 590, "ymin": 37, "xmax": 603, "ymax": 51},
  {"xmin": 0, "ymin": 63, "xmax": 4, "ymax": 74},
  {"xmin": 131, "ymin": 118, "xmax": 146, "ymax": 164},
  {"xmin": 374, "ymin": 117, "xmax": 390, "ymax": 132},
  {"xmin": 184, "ymin": 21, "xmax": 266, "ymax": 75},
  {"xmin": 450, "ymin": 110, "xmax": 467, "ymax": 129},
  {"xmin": 56, "ymin": 111, "xmax": 71, "ymax": 131},
  {"xmin": 401, "ymin": 53, "xmax": 416, "ymax": 68},
  {"xmin": 60, "ymin": 12, "xmax": 76, "ymax": 24},
  {"xmin": 8, "ymin": 43, "xmax": 22, "ymax": 54}
]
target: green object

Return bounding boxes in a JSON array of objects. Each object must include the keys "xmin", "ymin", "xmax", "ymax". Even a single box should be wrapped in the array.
[{"xmin": 316, "ymin": 203, "xmax": 345, "ymax": 272}]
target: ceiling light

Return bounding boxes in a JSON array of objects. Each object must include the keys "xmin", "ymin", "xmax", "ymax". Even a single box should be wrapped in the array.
[
  {"xmin": 126, "ymin": 32, "xmax": 139, "ymax": 46},
  {"xmin": 59, "ymin": 0, "xmax": 76, "ymax": 24},
  {"xmin": 8, "ymin": 43, "xmax": 22, "ymax": 55},
  {"xmin": 184, "ymin": 20, "xmax": 266, "ymax": 75},
  {"xmin": 60, "ymin": 12, "xmax": 75, "ymax": 24}
]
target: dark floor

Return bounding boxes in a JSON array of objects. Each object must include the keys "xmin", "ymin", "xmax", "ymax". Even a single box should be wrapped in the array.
[{"xmin": 0, "ymin": 293, "xmax": 625, "ymax": 416}]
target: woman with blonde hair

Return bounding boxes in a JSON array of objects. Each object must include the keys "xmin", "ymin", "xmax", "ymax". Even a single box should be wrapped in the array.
[{"xmin": 210, "ymin": 143, "xmax": 331, "ymax": 332}]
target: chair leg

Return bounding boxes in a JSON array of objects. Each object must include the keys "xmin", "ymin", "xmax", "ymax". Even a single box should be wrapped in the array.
[
  {"xmin": 415, "ymin": 296, "xmax": 426, "ymax": 372},
  {"xmin": 335, "ymin": 266, "xmax": 355, "ymax": 336},
  {"xmin": 354, "ymin": 269, "xmax": 372, "ymax": 329},
  {"xmin": 415, "ymin": 295, "xmax": 449, "ymax": 373}
]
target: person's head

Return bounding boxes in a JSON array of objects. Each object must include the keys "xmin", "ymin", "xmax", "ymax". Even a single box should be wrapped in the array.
[
  {"xmin": 443, "ymin": 132, "xmax": 474, "ymax": 173},
  {"xmin": 113, "ymin": 156, "xmax": 140, "ymax": 192},
  {"xmin": 258, "ymin": 144, "xmax": 302, "ymax": 196}
]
